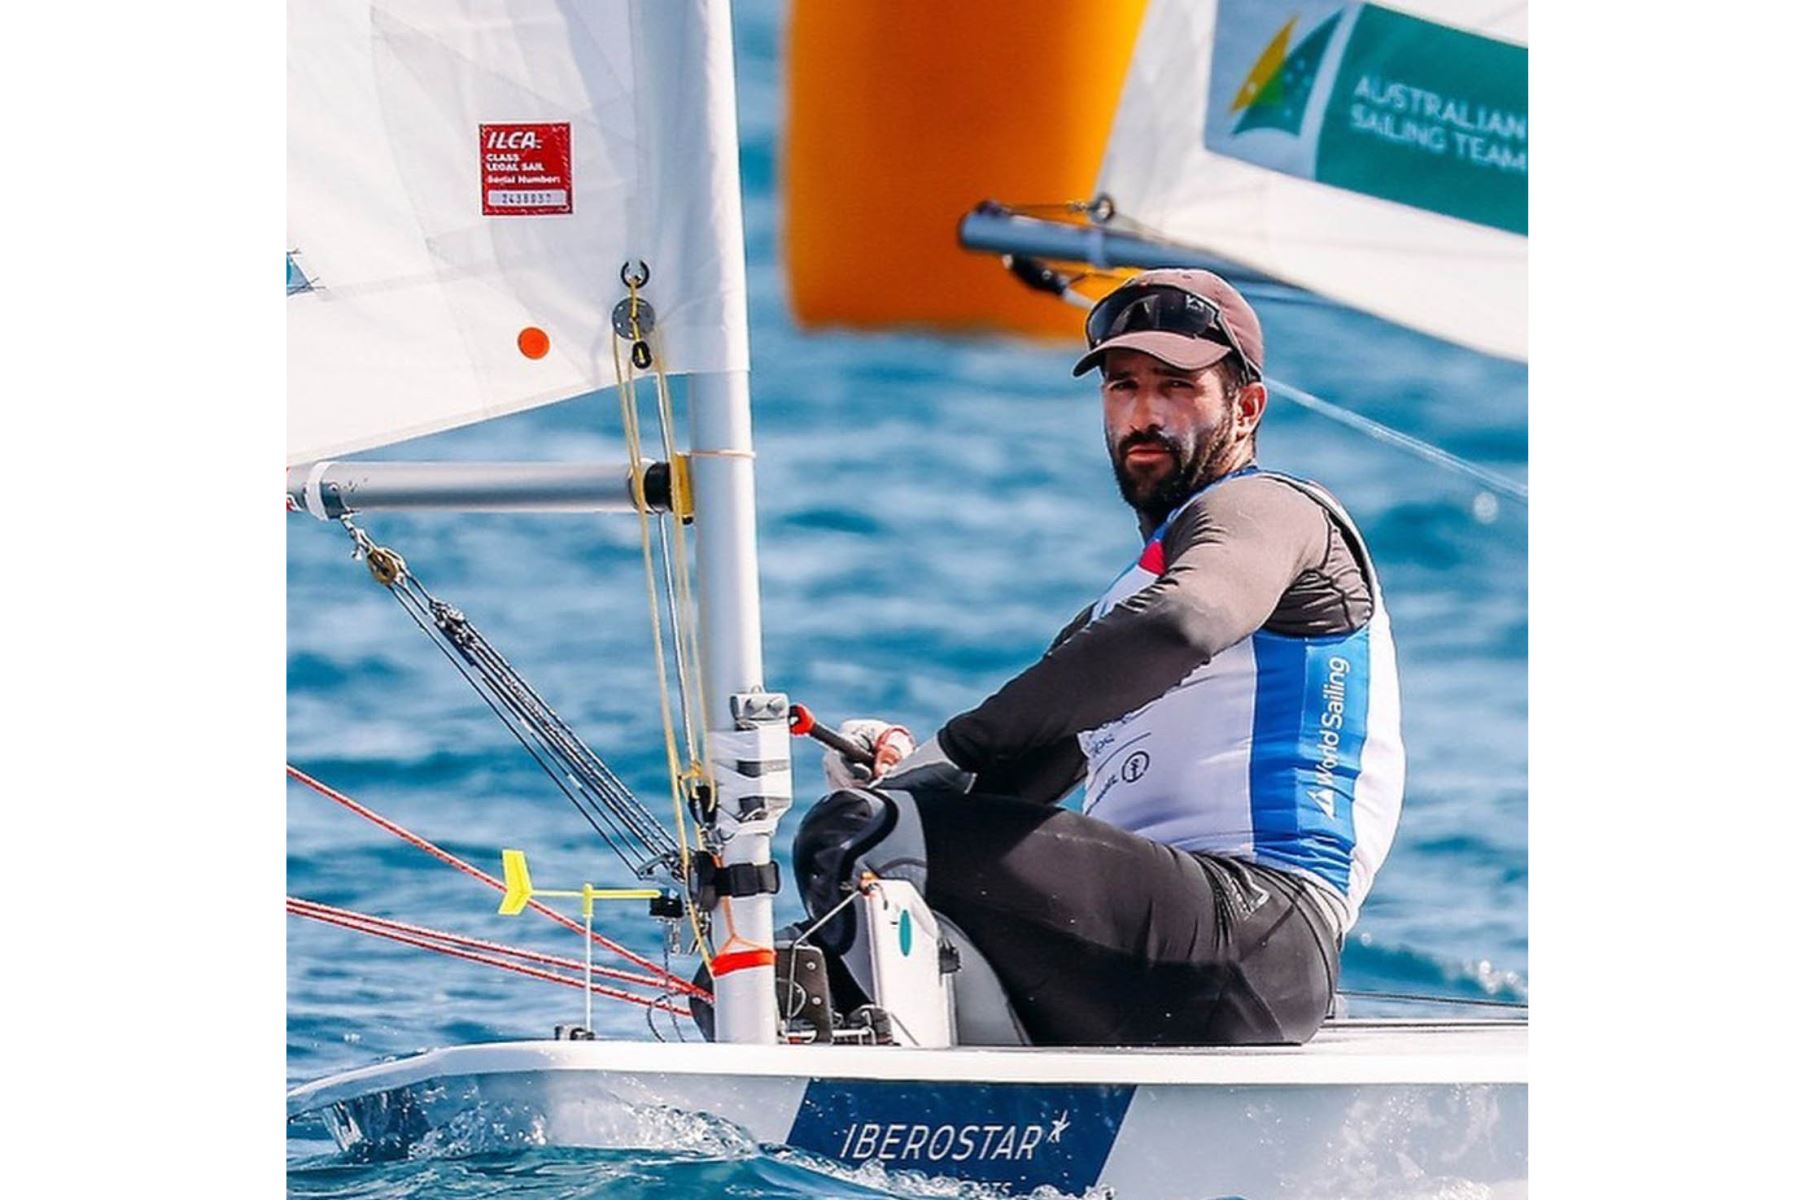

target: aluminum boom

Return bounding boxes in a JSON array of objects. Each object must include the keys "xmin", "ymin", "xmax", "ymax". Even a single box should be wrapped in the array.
[
  {"xmin": 957, "ymin": 207, "xmax": 1291, "ymax": 292},
  {"xmin": 285, "ymin": 461, "xmax": 669, "ymax": 519}
]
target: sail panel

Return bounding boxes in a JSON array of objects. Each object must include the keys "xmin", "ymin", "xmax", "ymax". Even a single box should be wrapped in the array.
[
  {"xmin": 288, "ymin": 0, "xmax": 750, "ymax": 465},
  {"xmin": 1097, "ymin": 0, "xmax": 1526, "ymax": 361}
]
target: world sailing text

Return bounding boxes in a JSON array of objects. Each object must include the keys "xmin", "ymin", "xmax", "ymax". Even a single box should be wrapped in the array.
[{"xmin": 1310, "ymin": 655, "xmax": 1351, "ymax": 818}]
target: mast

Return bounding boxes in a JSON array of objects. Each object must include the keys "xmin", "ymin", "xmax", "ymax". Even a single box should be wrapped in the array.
[
  {"xmin": 676, "ymin": 0, "xmax": 785, "ymax": 1045},
  {"xmin": 689, "ymin": 370, "xmax": 787, "ymax": 1044}
]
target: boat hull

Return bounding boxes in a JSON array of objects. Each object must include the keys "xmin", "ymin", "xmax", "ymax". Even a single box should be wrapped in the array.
[{"xmin": 288, "ymin": 1020, "xmax": 1526, "ymax": 1196}]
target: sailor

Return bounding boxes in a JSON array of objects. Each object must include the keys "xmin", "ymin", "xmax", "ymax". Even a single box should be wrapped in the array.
[{"xmin": 794, "ymin": 269, "xmax": 1405, "ymax": 1046}]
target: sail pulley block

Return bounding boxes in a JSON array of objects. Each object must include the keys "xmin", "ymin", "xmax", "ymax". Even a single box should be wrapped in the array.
[
  {"xmin": 1004, "ymin": 254, "xmax": 1075, "ymax": 299},
  {"xmin": 611, "ymin": 296, "xmax": 656, "ymax": 339},
  {"xmin": 616, "ymin": 260, "xmax": 657, "ymax": 370},
  {"xmin": 362, "ymin": 544, "xmax": 407, "ymax": 588}
]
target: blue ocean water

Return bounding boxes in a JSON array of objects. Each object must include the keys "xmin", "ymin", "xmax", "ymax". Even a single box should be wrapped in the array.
[{"xmin": 286, "ymin": 2, "xmax": 1526, "ymax": 1194}]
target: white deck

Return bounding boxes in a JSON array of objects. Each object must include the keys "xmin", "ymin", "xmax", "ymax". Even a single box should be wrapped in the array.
[{"xmin": 287, "ymin": 1018, "xmax": 1525, "ymax": 1117}]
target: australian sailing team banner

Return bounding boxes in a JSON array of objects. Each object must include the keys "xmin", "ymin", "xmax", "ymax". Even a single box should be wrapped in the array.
[{"xmin": 1205, "ymin": 0, "xmax": 1526, "ymax": 235}]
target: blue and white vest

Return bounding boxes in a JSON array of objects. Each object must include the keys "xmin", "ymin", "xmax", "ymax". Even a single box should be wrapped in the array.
[{"xmin": 1075, "ymin": 470, "xmax": 1404, "ymax": 929}]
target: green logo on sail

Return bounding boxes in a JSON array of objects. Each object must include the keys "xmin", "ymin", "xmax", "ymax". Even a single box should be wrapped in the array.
[
  {"xmin": 1317, "ymin": 5, "xmax": 1526, "ymax": 234},
  {"xmin": 1231, "ymin": 11, "xmax": 1344, "ymax": 136},
  {"xmin": 1207, "ymin": 1, "xmax": 1526, "ymax": 236}
]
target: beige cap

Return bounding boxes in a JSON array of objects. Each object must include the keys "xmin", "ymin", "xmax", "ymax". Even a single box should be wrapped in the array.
[{"xmin": 1072, "ymin": 268, "xmax": 1264, "ymax": 379}]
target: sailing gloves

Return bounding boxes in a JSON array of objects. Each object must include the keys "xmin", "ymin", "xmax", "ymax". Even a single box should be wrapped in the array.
[
  {"xmin": 820, "ymin": 722, "xmax": 976, "ymax": 796},
  {"xmin": 821, "ymin": 719, "xmax": 917, "ymax": 790}
]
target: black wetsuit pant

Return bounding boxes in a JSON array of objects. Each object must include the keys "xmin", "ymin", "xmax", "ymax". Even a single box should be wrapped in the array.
[{"xmin": 800, "ymin": 789, "xmax": 1342, "ymax": 1047}]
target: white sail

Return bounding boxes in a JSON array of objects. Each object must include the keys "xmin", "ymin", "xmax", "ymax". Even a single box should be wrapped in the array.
[
  {"xmin": 1097, "ymin": 0, "xmax": 1527, "ymax": 361},
  {"xmin": 287, "ymin": 0, "xmax": 750, "ymax": 466}
]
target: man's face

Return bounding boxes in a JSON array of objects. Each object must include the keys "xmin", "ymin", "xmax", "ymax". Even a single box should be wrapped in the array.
[{"xmin": 1101, "ymin": 348, "xmax": 1249, "ymax": 522}]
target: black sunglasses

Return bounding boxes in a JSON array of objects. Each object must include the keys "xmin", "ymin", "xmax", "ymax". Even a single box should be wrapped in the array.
[{"xmin": 1084, "ymin": 284, "xmax": 1261, "ymax": 382}]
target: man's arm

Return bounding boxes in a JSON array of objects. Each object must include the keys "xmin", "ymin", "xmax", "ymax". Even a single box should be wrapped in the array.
[
  {"xmin": 962, "ymin": 604, "xmax": 1094, "ymax": 803},
  {"xmin": 1049, "ymin": 603, "xmax": 1098, "ymax": 650},
  {"xmin": 937, "ymin": 476, "xmax": 1328, "ymax": 773}
]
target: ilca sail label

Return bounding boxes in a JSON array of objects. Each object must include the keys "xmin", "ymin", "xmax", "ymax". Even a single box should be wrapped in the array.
[{"xmin": 480, "ymin": 122, "xmax": 574, "ymax": 215}]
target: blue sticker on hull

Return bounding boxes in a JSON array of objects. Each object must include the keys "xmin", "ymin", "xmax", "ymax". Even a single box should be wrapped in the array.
[{"xmin": 786, "ymin": 1079, "xmax": 1135, "ymax": 1192}]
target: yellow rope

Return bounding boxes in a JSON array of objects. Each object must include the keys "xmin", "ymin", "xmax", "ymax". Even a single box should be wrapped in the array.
[
  {"xmin": 648, "ymin": 325, "xmax": 713, "ymax": 803},
  {"xmin": 612, "ymin": 283, "xmax": 714, "ymax": 970},
  {"xmin": 647, "ymin": 333, "xmax": 718, "ymax": 971}
]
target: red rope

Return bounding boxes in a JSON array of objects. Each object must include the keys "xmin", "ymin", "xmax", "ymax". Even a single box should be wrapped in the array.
[
  {"xmin": 285, "ymin": 765, "xmax": 709, "ymax": 1000},
  {"xmin": 287, "ymin": 897, "xmax": 690, "ymax": 1017},
  {"xmin": 286, "ymin": 898, "xmax": 678, "ymax": 991}
]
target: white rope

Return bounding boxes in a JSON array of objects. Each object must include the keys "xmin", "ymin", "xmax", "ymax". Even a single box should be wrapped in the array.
[{"xmin": 1264, "ymin": 378, "xmax": 1527, "ymax": 505}]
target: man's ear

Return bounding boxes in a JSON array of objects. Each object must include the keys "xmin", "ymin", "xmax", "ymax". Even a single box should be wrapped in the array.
[{"xmin": 1237, "ymin": 381, "xmax": 1269, "ymax": 436}]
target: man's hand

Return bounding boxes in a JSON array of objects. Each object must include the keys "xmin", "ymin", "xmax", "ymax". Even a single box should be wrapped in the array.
[
  {"xmin": 821, "ymin": 719, "xmax": 916, "ymax": 791},
  {"xmin": 881, "ymin": 734, "xmax": 975, "ymax": 795}
]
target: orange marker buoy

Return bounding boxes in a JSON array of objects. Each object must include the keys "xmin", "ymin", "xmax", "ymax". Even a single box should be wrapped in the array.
[
  {"xmin": 517, "ymin": 326, "xmax": 550, "ymax": 359},
  {"xmin": 785, "ymin": 0, "xmax": 1149, "ymax": 340}
]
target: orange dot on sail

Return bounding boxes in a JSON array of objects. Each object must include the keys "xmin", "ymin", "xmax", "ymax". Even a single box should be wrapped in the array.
[{"xmin": 517, "ymin": 326, "xmax": 550, "ymax": 359}]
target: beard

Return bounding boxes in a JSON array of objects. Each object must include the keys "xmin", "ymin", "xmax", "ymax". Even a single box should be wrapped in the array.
[{"xmin": 1108, "ymin": 419, "xmax": 1237, "ymax": 526}]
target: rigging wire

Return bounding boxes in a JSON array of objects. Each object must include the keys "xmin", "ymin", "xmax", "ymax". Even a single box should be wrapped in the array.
[
  {"xmin": 285, "ymin": 765, "xmax": 708, "ymax": 999},
  {"xmin": 437, "ymin": 596, "xmax": 677, "ymax": 861},
  {"xmin": 643, "ymin": 932, "xmax": 688, "ymax": 1044},
  {"xmin": 1266, "ymin": 378, "xmax": 1527, "ymax": 504},
  {"xmin": 288, "ymin": 898, "xmax": 690, "ymax": 1017},
  {"xmin": 287, "ymin": 897, "xmax": 681, "ymax": 994},
  {"xmin": 336, "ymin": 520, "xmax": 681, "ymax": 879}
]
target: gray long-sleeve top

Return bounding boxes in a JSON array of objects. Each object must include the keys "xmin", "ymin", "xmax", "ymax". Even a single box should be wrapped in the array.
[{"xmin": 936, "ymin": 472, "xmax": 1375, "ymax": 803}]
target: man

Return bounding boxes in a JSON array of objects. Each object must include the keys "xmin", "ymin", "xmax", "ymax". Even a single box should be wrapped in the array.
[{"xmin": 793, "ymin": 268, "xmax": 1405, "ymax": 1047}]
